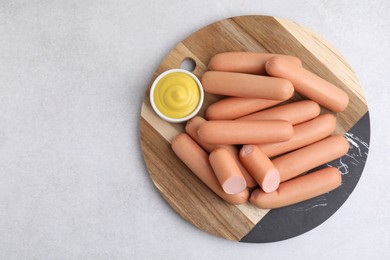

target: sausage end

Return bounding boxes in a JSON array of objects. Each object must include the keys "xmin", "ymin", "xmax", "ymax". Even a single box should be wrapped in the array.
[
  {"xmin": 262, "ymin": 168, "xmax": 280, "ymax": 193},
  {"xmin": 222, "ymin": 176, "xmax": 247, "ymax": 195},
  {"xmin": 240, "ymin": 144, "xmax": 255, "ymax": 158}
]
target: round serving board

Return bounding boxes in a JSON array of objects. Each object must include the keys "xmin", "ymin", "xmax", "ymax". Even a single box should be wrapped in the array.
[{"xmin": 139, "ymin": 15, "xmax": 370, "ymax": 242}]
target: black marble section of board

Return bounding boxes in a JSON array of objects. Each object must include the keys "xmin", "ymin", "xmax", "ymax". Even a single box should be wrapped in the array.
[{"xmin": 240, "ymin": 112, "xmax": 370, "ymax": 243}]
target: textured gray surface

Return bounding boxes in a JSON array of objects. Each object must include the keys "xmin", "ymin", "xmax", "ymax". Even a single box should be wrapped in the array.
[{"xmin": 0, "ymin": 0, "xmax": 389, "ymax": 259}]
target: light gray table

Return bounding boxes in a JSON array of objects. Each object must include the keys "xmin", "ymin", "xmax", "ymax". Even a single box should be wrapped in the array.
[{"xmin": 1, "ymin": 1, "xmax": 389, "ymax": 259}]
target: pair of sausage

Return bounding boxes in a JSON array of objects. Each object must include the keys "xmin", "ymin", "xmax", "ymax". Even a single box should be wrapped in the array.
[
  {"xmin": 171, "ymin": 133, "xmax": 249, "ymax": 205},
  {"xmin": 196, "ymin": 99, "xmax": 323, "ymax": 146}
]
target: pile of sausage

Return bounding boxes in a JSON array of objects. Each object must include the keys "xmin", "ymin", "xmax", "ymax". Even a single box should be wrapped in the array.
[{"xmin": 171, "ymin": 52, "xmax": 350, "ymax": 209}]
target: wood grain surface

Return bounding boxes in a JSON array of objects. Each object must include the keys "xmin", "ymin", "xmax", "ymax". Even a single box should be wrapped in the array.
[{"xmin": 139, "ymin": 15, "xmax": 368, "ymax": 241}]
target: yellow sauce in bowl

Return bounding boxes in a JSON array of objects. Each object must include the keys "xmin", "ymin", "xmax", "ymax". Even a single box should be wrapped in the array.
[{"xmin": 150, "ymin": 69, "xmax": 203, "ymax": 123}]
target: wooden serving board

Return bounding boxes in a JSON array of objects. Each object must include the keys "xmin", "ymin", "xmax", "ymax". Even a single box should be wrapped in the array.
[{"xmin": 139, "ymin": 15, "xmax": 370, "ymax": 242}]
